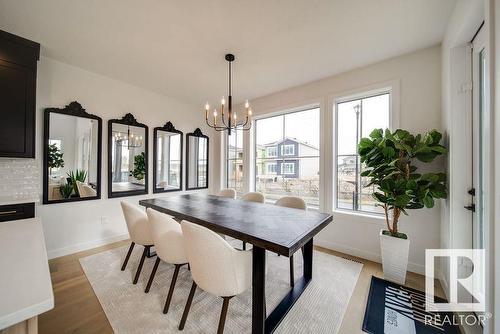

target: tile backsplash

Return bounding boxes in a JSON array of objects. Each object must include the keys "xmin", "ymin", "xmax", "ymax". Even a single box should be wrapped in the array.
[{"xmin": 0, "ymin": 158, "xmax": 40, "ymax": 204}]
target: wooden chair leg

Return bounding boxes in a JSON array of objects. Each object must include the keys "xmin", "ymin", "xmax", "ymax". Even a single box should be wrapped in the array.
[
  {"xmin": 242, "ymin": 241, "xmax": 246, "ymax": 250},
  {"xmin": 163, "ymin": 264, "xmax": 182, "ymax": 314},
  {"xmin": 144, "ymin": 257, "xmax": 161, "ymax": 293},
  {"xmin": 289, "ymin": 254, "xmax": 294, "ymax": 287},
  {"xmin": 133, "ymin": 246, "xmax": 149, "ymax": 284},
  {"xmin": 179, "ymin": 281, "xmax": 197, "ymax": 330},
  {"xmin": 121, "ymin": 242, "xmax": 135, "ymax": 271},
  {"xmin": 217, "ymin": 297, "xmax": 233, "ymax": 334}
]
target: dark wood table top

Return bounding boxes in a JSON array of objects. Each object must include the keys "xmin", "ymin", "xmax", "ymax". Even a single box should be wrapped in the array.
[{"xmin": 139, "ymin": 194, "xmax": 333, "ymax": 256}]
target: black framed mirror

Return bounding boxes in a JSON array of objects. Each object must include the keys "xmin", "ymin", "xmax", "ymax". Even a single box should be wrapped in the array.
[
  {"xmin": 186, "ymin": 128, "xmax": 209, "ymax": 190},
  {"xmin": 43, "ymin": 101, "xmax": 102, "ymax": 204},
  {"xmin": 108, "ymin": 113, "xmax": 148, "ymax": 198},
  {"xmin": 153, "ymin": 121, "xmax": 183, "ymax": 193}
]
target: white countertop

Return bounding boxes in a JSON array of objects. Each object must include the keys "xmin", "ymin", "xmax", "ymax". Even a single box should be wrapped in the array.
[
  {"xmin": 0, "ymin": 197, "xmax": 39, "ymax": 206},
  {"xmin": 0, "ymin": 218, "xmax": 54, "ymax": 330}
]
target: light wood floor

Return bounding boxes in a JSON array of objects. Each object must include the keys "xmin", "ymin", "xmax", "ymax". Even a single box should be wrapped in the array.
[{"xmin": 39, "ymin": 241, "xmax": 444, "ymax": 334}]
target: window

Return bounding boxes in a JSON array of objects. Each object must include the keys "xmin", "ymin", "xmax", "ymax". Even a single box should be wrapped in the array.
[
  {"xmin": 281, "ymin": 144, "xmax": 295, "ymax": 156},
  {"xmin": 281, "ymin": 162, "xmax": 295, "ymax": 175},
  {"xmin": 226, "ymin": 130, "xmax": 244, "ymax": 194},
  {"xmin": 336, "ymin": 92, "xmax": 390, "ymax": 214},
  {"xmin": 255, "ymin": 107, "xmax": 320, "ymax": 209},
  {"xmin": 266, "ymin": 146, "xmax": 278, "ymax": 157},
  {"xmin": 267, "ymin": 163, "xmax": 277, "ymax": 174}
]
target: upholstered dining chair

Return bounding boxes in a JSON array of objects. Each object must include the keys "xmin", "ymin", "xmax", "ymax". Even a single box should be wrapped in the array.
[
  {"xmin": 217, "ymin": 188, "xmax": 237, "ymax": 199},
  {"xmin": 145, "ymin": 209, "xmax": 189, "ymax": 314},
  {"xmin": 241, "ymin": 191, "xmax": 265, "ymax": 203},
  {"xmin": 76, "ymin": 181, "xmax": 97, "ymax": 198},
  {"xmin": 179, "ymin": 221, "xmax": 252, "ymax": 334},
  {"xmin": 240, "ymin": 192, "xmax": 265, "ymax": 250},
  {"xmin": 274, "ymin": 196, "xmax": 307, "ymax": 287},
  {"xmin": 120, "ymin": 201, "xmax": 154, "ymax": 284}
]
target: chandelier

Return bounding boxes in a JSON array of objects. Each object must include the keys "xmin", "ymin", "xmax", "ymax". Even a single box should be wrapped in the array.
[
  {"xmin": 114, "ymin": 126, "xmax": 143, "ymax": 149},
  {"xmin": 205, "ymin": 54, "xmax": 252, "ymax": 135}
]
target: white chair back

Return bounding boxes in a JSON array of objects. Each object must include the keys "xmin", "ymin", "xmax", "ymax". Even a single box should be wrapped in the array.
[
  {"xmin": 275, "ymin": 196, "xmax": 307, "ymax": 210},
  {"xmin": 146, "ymin": 208, "xmax": 187, "ymax": 264},
  {"xmin": 76, "ymin": 181, "xmax": 97, "ymax": 197},
  {"xmin": 241, "ymin": 192, "xmax": 265, "ymax": 203},
  {"xmin": 181, "ymin": 221, "xmax": 251, "ymax": 297},
  {"xmin": 218, "ymin": 188, "xmax": 236, "ymax": 199},
  {"xmin": 120, "ymin": 201, "xmax": 154, "ymax": 246}
]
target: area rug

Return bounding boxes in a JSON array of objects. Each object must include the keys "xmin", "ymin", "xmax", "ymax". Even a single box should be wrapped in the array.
[
  {"xmin": 363, "ymin": 276, "xmax": 460, "ymax": 334},
  {"xmin": 80, "ymin": 242, "xmax": 362, "ymax": 333}
]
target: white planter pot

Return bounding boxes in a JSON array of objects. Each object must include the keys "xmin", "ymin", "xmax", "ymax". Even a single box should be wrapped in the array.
[{"xmin": 379, "ymin": 229, "xmax": 410, "ymax": 285}]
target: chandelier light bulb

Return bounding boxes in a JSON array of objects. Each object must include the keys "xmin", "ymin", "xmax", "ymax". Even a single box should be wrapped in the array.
[
  {"xmin": 205, "ymin": 102, "xmax": 210, "ymax": 111},
  {"xmin": 221, "ymin": 97, "xmax": 226, "ymax": 105},
  {"xmin": 233, "ymin": 113, "xmax": 237, "ymax": 120},
  {"xmin": 213, "ymin": 110, "xmax": 217, "ymax": 117},
  {"xmin": 245, "ymin": 100, "xmax": 249, "ymax": 108},
  {"xmin": 248, "ymin": 108, "xmax": 253, "ymax": 116}
]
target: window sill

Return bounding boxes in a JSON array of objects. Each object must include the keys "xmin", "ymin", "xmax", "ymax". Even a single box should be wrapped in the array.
[{"xmin": 332, "ymin": 208, "xmax": 386, "ymax": 221}]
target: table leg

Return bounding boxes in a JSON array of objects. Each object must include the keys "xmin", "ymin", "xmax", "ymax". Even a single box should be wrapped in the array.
[
  {"xmin": 252, "ymin": 246, "xmax": 266, "ymax": 334},
  {"xmin": 265, "ymin": 238, "xmax": 314, "ymax": 333},
  {"xmin": 303, "ymin": 238, "xmax": 313, "ymax": 279}
]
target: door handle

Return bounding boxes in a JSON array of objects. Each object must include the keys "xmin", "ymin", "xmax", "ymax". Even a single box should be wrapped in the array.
[{"xmin": 464, "ymin": 204, "xmax": 476, "ymax": 212}]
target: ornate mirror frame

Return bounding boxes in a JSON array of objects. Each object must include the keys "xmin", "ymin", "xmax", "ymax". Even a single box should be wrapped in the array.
[
  {"xmin": 186, "ymin": 128, "xmax": 209, "ymax": 190},
  {"xmin": 153, "ymin": 121, "xmax": 183, "ymax": 194},
  {"xmin": 43, "ymin": 101, "xmax": 103, "ymax": 204},
  {"xmin": 107, "ymin": 113, "xmax": 149, "ymax": 198}
]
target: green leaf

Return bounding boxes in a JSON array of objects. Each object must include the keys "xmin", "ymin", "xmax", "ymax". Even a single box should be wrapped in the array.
[
  {"xmin": 394, "ymin": 194, "xmax": 411, "ymax": 208},
  {"xmin": 372, "ymin": 192, "xmax": 388, "ymax": 203},
  {"xmin": 415, "ymin": 151, "xmax": 437, "ymax": 162},
  {"xmin": 430, "ymin": 145, "xmax": 447, "ymax": 154},
  {"xmin": 407, "ymin": 179, "xmax": 417, "ymax": 190},
  {"xmin": 370, "ymin": 129, "xmax": 383, "ymax": 139},
  {"xmin": 382, "ymin": 146, "xmax": 396, "ymax": 158},
  {"xmin": 423, "ymin": 196, "xmax": 434, "ymax": 208}
]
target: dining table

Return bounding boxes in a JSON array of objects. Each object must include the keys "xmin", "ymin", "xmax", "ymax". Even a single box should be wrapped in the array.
[{"xmin": 139, "ymin": 194, "xmax": 333, "ymax": 334}]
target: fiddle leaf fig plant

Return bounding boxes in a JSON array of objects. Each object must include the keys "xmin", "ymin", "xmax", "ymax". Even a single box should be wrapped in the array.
[
  {"xmin": 358, "ymin": 128, "xmax": 447, "ymax": 238},
  {"xmin": 132, "ymin": 152, "xmax": 146, "ymax": 181},
  {"xmin": 48, "ymin": 143, "xmax": 64, "ymax": 174}
]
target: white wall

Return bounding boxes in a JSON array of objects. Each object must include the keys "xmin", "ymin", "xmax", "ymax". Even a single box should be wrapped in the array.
[
  {"xmin": 231, "ymin": 45, "xmax": 444, "ymax": 274},
  {"xmin": 36, "ymin": 57, "xmax": 218, "ymax": 259}
]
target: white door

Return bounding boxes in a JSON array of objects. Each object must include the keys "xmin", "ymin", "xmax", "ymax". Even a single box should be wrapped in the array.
[
  {"xmin": 471, "ymin": 27, "xmax": 488, "ymax": 251},
  {"xmin": 470, "ymin": 25, "xmax": 489, "ymax": 311}
]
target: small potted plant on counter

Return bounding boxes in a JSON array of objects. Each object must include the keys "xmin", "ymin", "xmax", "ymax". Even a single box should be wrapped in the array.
[{"xmin": 358, "ymin": 128, "xmax": 447, "ymax": 284}]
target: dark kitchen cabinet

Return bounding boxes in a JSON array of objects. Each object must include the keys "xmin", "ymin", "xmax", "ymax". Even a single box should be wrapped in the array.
[{"xmin": 0, "ymin": 30, "xmax": 40, "ymax": 158}]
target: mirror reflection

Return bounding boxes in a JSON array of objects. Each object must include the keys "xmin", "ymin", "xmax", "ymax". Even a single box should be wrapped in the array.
[
  {"xmin": 187, "ymin": 129, "xmax": 209, "ymax": 189},
  {"xmin": 44, "ymin": 102, "xmax": 101, "ymax": 203},
  {"xmin": 154, "ymin": 123, "xmax": 182, "ymax": 193},
  {"xmin": 110, "ymin": 122, "xmax": 147, "ymax": 194}
]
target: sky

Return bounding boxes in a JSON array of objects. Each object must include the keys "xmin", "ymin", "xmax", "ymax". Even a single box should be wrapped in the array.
[{"xmin": 253, "ymin": 93, "xmax": 389, "ymax": 153}]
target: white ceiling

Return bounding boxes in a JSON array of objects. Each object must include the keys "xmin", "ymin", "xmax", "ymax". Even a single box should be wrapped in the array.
[{"xmin": 0, "ymin": 0, "xmax": 456, "ymax": 106}]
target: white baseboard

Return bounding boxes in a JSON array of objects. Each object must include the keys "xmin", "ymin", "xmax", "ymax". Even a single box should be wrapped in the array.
[
  {"xmin": 47, "ymin": 233, "xmax": 129, "ymax": 260},
  {"xmin": 314, "ymin": 238, "xmax": 426, "ymax": 275}
]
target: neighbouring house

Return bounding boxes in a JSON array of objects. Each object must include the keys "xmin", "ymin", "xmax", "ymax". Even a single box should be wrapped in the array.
[{"xmin": 256, "ymin": 137, "xmax": 318, "ymax": 180}]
